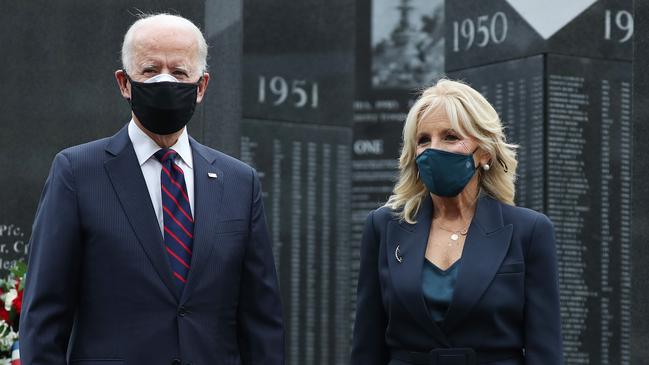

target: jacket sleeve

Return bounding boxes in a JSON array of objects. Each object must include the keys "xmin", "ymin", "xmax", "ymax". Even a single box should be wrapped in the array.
[
  {"xmin": 523, "ymin": 213, "xmax": 564, "ymax": 364},
  {"xmin": 237, "ymin": 169, "xmax": 284, "ymax": 365},
  {"xmin": 19, "ymin": 152, "xmax": 82, "ymax": 365},
  {"xmin": 350, "ymin": 210, "xmax": 389, "ymax": 365}
]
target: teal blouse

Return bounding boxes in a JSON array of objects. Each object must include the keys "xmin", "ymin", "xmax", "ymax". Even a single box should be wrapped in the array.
[{"xmin": 422, "ymin": 258, "xmax": 461, "ymax": 322}]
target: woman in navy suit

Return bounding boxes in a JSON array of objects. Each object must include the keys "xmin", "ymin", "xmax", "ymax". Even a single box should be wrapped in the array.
[{"xmin": 351, "ymin": 79, "xmax": 563, "ymax": 365}]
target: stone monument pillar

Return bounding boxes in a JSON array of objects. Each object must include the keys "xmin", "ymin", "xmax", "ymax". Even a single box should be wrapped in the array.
[
  {"xmin": 631, "ymin": 1, "xmax": 649, "ymax": 362},
  {"xmin": 241, "ymin": 1, "xmax": 356, "ymax": 364},
  {"xmin": 446, "ymin": 0, "xmax": 633, "ymax": 363}
]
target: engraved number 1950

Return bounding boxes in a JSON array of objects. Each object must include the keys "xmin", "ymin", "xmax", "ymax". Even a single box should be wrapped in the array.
[{"xmin": 452, "ymin": 12, "xmax": 508, "ymax": 52}]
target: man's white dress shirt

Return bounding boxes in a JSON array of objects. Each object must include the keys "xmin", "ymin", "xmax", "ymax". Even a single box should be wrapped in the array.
[{"xmin": 128, "ymin": 120, "xmax": 195, "ymax": 234}]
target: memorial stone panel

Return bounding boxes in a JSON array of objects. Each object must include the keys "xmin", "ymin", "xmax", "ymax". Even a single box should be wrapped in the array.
[
  {"xmin": 202, "ymin": 1, "xmax": 243, "ymax": 157},
  {"xmin": 448, "ymin": 55, "xmax": 545, "ymax": 211},
  {"xmin": 240, "ymin": 121, "xmax": 351, "ymax": 365},
  {"xmin": 243, "ymin": 0, "xmax": 354, "ymax": 126},
  {"xmin": 445, "ymin": 0, "xmax": 635, "ymax": 362},
  {"xmin": 546, "ymin": 55, "xmax": 631, "ymax": 364},
  {"xmin": 631, "ymin": 1, "xmax": 649, "ymax": 362},
  {"xmin": 445, "ymin": 0, "xmax": 632, "ymax": 71},
  {"xmin": 450, "ymin": 54, "xmax": 632, "ymax": 364},
  {"xmin": 243, "ymin": 1, "xmax": 355, "ymax": 363}
]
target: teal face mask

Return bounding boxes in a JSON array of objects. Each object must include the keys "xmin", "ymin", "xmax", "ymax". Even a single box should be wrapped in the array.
[{"xmin": 415, "ymin": 148, "xmax": 477, "ymax": 197}]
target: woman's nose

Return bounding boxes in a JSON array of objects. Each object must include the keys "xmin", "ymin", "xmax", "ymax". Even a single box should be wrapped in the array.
[{"xmin": 425, "ymin": 140, "xmax": 442, "ymax": 150}]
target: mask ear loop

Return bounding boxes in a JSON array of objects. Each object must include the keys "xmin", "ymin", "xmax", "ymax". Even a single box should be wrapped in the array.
[
  {"xmin": 194, "ymin": 75, "xmax": 205, "ymax": 96},
  {"xmin": 468, "ymin": 143, "xmax": 481, "ymax": 171},
  {"xmin": 497, "ymin": 157, "xmax": 508, "ymax": 173}
]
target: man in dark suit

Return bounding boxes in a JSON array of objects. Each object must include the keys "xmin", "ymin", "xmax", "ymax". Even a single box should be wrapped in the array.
[{"xmin": 19, "ymin": 13, "xmax": 284, "ymax": 365}]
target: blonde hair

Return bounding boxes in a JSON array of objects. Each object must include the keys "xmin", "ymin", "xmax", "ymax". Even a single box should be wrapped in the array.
[{"xmin": 386, "ymin": 79, "xmax": 518, "ymax": 223}]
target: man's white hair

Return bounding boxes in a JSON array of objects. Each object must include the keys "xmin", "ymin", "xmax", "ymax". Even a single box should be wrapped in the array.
[{"xmin": 121, "ymin": 13, "xmax": 208, "ymax": 75}]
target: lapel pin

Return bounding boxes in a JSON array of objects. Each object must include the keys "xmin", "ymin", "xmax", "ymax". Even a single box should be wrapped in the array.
[
  {"xmin": 208, "ymin": 172, "xmax": 218, "ymax": 179},
  {"xmin": 395, "ymin": 244, "xmax": 403, "ymax": 263}
]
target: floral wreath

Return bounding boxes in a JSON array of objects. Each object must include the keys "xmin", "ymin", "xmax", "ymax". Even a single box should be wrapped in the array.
[{"xmin": 0, "ymin": 261, "xmax": 26, "ymax": 363}]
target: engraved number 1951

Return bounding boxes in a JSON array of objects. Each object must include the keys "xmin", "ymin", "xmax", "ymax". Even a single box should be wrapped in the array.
[{"xmin": 258, "ymin": 76, "xmax": 319, "ymax": 109}]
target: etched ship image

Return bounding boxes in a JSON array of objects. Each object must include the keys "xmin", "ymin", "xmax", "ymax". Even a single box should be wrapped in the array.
[{"xmin": 372, "ymin": 0, "xmax": 444, "ymax": 89}]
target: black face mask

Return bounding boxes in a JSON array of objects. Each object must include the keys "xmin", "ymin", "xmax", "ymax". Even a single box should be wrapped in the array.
[{"xmin": 125, "ymin": 72, "xmax": 201, "ymax": 135}]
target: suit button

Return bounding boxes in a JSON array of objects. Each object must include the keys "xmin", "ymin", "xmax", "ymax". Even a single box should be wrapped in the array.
[
  {"xmin": 178, "ymin": 306, "xmax": 187, "ymax": 317},
  {"xmin": 171, "ymin": 359, "xmax": 181, "ymax": 365}
]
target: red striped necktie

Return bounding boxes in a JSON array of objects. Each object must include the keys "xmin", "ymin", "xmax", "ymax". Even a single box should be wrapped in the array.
[{"xmin": 155, "ymin": 148, "xmax": 194, "ymax": 293}]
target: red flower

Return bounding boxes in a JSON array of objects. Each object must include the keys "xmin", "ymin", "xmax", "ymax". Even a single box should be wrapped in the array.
[
  {"xmin": 0, "ymin": 305, "xmax": 8, "ymax": 322},
  {"xmin": 12, "ymin": 282, "xmax": 23, "ymax": 314}
]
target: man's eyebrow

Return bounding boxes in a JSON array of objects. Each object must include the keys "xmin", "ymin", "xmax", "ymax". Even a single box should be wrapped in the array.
[{"xmin": 138, "ymin": 63, "xmax": 158, "ymax": 70}]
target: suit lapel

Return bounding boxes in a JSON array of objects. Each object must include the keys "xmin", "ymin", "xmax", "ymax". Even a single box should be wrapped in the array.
[
  {"xmin": 104, "ymin": 126, "xmax": 179, "ymax": 301},
  {"xmin": 442, "ymin": 196, "xmax": 513, "ymax": 333},
  {"xmin": 386, "ymin": 197, "xmax": 450, "ymax": 346},
  {"xmin": 180, "ymin": 138, "xmax": 224, "ymax": 302}
]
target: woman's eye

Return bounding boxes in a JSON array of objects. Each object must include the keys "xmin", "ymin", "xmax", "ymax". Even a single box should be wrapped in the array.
[
  {"xmin": 444, "ymin": 134, "xmax": 460, "ymax": 141},
  {"xmin": 417, "ymin": 137, "xmax": 429, "ymax": 145}
]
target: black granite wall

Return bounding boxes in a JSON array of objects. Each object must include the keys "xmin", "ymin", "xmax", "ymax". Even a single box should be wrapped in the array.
[
  {"xmin": 202, "ymin": 1, "xmax": 243, "ymax": 157},
  {"xmin": 446, "ymin": 0, "xmax": 634, "ymax": 363},
  {"xmin": 631, "ymin": 0, "xmax": 649, "ymax": 362},
  {"xmin": 241, "ymin": 1, "xmax": 355, "ymax": 363}
]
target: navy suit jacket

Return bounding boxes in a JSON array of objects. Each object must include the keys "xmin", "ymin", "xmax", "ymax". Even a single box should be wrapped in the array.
[
  {"xmin": 20, "ymin": 126, "xmax": 284, "ymax": 365},
  {"xmin": 351, "ymin": 195, "xmax": 563, "ymax": 365}
]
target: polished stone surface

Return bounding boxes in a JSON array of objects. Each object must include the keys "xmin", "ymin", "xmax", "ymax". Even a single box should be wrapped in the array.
[
  {"xmin": 631, "ymin": 1, "xmax": 649, "ymax": 362},
  {"xmin": 242, "ymin": 1, "xmax": 355, "ymax": 363},
  {"xmin": 445, "ymin": 0, "xmax": 632, "ymax": 70},
  {"xmin": 242, "ymin": 0, "xmax": 355, "ymax": 126},
  {"xmin": 202, "ymin": 0, "xmax": 242, "ymax": 157}
]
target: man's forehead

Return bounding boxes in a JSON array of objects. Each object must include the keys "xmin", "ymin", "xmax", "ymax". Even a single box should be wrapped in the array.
[
  {"xmin": 131, "ymin": 22, "xmax": 198, "ymax": 51},
  {"xmin": 134, "ymin": 31, "xmax": 196, "ymax": 49}
]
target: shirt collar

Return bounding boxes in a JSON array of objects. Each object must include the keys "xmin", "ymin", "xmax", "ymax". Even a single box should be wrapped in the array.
[{"xmin": 127, "ymin": 120, "xmax": 193, "ymax": 169}]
